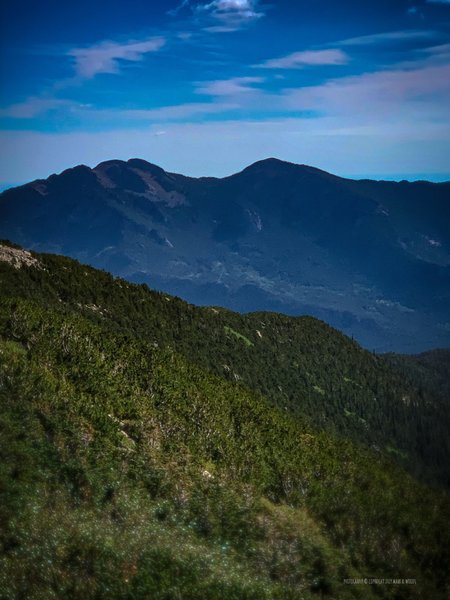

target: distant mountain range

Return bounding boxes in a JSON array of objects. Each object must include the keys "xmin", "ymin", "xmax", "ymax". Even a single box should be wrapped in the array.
[{"xmin": 1, "ymin": 157, "xmax": 449, "ymax": 352}]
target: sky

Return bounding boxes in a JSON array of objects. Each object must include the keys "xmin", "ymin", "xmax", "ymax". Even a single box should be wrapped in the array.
[{"xmin": 1, "ymin": 0, "xmax": 450, "ymax": 186}]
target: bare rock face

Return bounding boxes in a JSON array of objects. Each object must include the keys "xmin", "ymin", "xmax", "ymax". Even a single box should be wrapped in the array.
[{"xmin": 0, "ymin": 244, "xmax": 40, "ymax": 269}]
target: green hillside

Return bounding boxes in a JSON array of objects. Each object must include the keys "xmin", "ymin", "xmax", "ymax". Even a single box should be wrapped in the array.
[
  {"xmin": 1, "ymin": 298, "xmax": 449, "ymax": 599},
  {"xmin": 0, "ymin": 242, "xmax": 449, "ymax": 598},
  {"xmin": 1, "ymin": 242, "xmax": 449, "ymax": 487}
]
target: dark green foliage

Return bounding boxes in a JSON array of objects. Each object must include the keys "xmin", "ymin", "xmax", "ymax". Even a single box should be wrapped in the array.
[
  {"xmin": 0, "ymin": 301, "xmax": 448, "ymax": 599},
  {"xmin": 1, "ymin": 245, "xmax": 450, "ymax": 598},
  {"xmin": 1, "ymin": 246, "xmax": 449, "ymax": 487},
  {"xmin": 384, "ymin": 349, "xmax": 450, "ymax": 406}
]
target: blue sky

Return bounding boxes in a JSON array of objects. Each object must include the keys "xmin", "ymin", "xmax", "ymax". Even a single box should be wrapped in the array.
[{"xmin": 1, "ymin": 0, "xmax": 450, "ymax": 185}]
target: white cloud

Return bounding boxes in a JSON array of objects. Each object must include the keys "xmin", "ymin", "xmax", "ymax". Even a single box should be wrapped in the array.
[
  {"xmin": 282, "ymin": 62, "xmax": 450, "ymax": 122},
  {"xmin": 201, "ymin": 0, "xmax": 261, "ymax": 17},
  {"xmin": 256, "ymin": 49, "xmax": 349, "ymax": 70},
  {"xmin": 194, "ymin": 0, "xmax": 265, "ymax": 33},
  {"xmin": 195, "ymin": 76, "xmax": 264, "ymax": 95},
  {"xmin": 172, "ymin": 0, "xmax": 264, "ymax": 30},
  {"xmin": 68, "ymin": 37, "xmax": 166, "ymax": 79}
]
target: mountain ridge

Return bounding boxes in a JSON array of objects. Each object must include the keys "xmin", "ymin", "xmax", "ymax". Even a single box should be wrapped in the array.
[
  {"xmin": 1, "ymin": 157, "xmax": 449, "ymax": 353},
  {"xmin": 8, "ymin": 156, "xmax": 450, "ymax": 191}
]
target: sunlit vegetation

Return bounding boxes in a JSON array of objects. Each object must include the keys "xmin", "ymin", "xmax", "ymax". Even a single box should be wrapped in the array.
[
  {"xmin": 1, "ymin": 242, "xmax": 449, "ymax": 598},
  {"xmin": 1, "ymin": 243, "xmax": 449, "ymax": 487}
]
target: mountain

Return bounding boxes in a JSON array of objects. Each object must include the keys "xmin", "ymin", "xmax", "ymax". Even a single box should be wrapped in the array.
[
  {"xmin": 1, "ymin": 242, "xmax": 449, "ymax": 599},
  {"xmin": 1, "ymin": 158, "xmax": 449, "ymax": 352}
]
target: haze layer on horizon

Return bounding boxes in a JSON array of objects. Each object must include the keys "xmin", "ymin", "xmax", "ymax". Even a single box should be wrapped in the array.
[{"xmin": 1, "ymin": 0, "xmax": 450, "ymax": 185}]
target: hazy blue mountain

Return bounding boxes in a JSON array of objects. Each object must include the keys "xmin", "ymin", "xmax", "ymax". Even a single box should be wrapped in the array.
[{"xmin": 1, "ymin": 157, "xmax": 449, "ymax": 352}]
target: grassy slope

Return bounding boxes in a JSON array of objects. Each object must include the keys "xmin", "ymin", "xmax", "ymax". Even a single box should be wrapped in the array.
[
  {"xmin": 1, "ymin": 298, "xmax": 449, "ymax": 599},
  {"xmin": 1, "ymin": 245, "xmax": 449, "ymax": 487}
]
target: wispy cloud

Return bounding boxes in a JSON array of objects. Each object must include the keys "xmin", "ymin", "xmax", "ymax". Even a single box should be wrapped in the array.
[
  {"xmin": 195, "ymin": 76, "xmax": 264, "ymax": 95},
  {"xmin": 424, "ymin": 42, "xmax": 450, "ymax": 56},
  {"xmin": 256, "ymin": 49, "xmax": 349, "ymax": 70},
  {"xmin": 1, "ymin": 99, "xmax": 237, "ymax": 123},
  {"xmin": 0, "ymin": 36, "xmax": 168, "ymax": 121},
  {"xmin": 104, "ymin": 102, "xmax": 237, "ymax": 120},
  {"xmin": 0, "ymin": 97, "xmax": 76, "ymax": 119},
  {"xmin": 169, "ymin": 0, "xmax": 191, "ymax": 15},
  {"xmin": 68, "ymin": 37, "xmax": 166, "ymax": 79},
  {"xmin": 339, "ymin": 29, "xmax": 436, "ymax": 46}
]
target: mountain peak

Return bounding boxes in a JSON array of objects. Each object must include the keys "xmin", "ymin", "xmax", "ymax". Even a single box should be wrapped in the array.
[
  {"xmin": 243, "ymin": 157, "xmax": 295, "ymax": 171},
  {"xmin": 127, "ymin": 158, "xmax": 168, "ymax": 178},
  {"xmin": 240, "ymin": 158, "xmax": 336, "ymax": 180},
  {"xmin": 47, "ymin": 164, "xmax": 95, "ymax": 186},
  {"xmin": 94, "ymin": 159, "xmax": 127, "ymax": 170},
  {"xmin": 94, "ymin": 158, "xmax": 167, "ymax": 176},
  {"xmin": 253, "ymin": 157, "xmax": 291, "ymax": 166}
]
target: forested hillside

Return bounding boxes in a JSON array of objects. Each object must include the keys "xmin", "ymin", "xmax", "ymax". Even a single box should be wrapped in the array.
[
  {"xmin": 1, "ymin": 242, "xmax": 449, "ymax": 487},
  {"xmin": 384, "ymin": 349, "xmax": 450, "ymax": 406},
  {"xmin": 1, "ymin": 242, "xmax": 449, "ymax": 599}
]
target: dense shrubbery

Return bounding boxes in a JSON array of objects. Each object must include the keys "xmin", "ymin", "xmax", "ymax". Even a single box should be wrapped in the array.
[
  {"xmin": 1, "ymin": 244, "xmax": 449, "ymax": 598},
  {"xmin": 1, "ymin": 296, "xmax": 449, "ymax": 599},
  {"xmin": 1, "ymin": 245, "xmax": 449, "ymax": 487}
]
